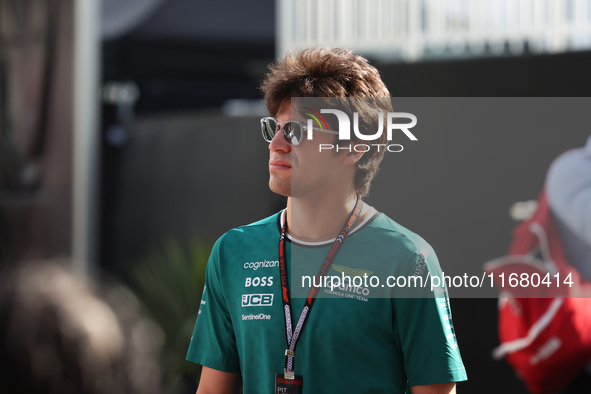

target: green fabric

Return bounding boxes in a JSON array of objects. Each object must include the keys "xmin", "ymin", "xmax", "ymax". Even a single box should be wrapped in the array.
[{"xmin": 187, "ymin": 212, "xmax": 467, "ymax": 393}]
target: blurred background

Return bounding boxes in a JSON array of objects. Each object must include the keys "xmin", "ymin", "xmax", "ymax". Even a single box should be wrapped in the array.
[{"xmin": 2, "ymin": 0, "xmax": 591, "ymax": 393}]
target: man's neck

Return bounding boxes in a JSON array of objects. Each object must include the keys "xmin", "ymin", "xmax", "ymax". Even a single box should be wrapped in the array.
[{"xmin": 285, "ymin": 190, "xmax": 365, "ymax": 242}]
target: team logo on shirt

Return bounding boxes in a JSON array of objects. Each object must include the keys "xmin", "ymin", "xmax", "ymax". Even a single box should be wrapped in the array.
[
  {"xmin": 243, "ymin": 260, "xmax": 279, "ymax": 270},
  {"xmin": 242, "ymin": 293, "xmax": 274, "ymax": 307},
  {"xmin": 331, "ymin": 264, "xmax": 373, "ymax": 277},
  {"xmin": 242, "ymin": 313, "xmax": 271, "ymax": 320},
  {"xmin": 245, "ymin": 276, "xmax": 274, "ymax": 287}
]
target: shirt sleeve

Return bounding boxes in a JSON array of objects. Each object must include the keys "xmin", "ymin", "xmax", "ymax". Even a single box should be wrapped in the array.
[
  {"xmin": 186, "ymin": 236, "xmax": 241, "ymax": 373},
  {"xmin": 393, "ymin": 248, "xmax": 467, "ymax": 387}
]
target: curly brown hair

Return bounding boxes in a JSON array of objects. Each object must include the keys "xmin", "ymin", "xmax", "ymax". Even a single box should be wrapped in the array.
[{"xmin": 260, "ymin": 47, "xmax": 392, "ymax": 197}]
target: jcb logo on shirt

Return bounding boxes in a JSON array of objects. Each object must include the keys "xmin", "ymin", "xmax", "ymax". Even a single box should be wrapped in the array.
[{"xmin": 241, "ymin": 294, "xmax": 274, "ymax": 307}]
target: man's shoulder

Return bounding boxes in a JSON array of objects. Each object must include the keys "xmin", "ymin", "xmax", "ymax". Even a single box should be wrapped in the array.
[
  {"xmin": 206, "ymin": 212, "xmax": 282, "ymax": 273},
  {"xmin": 364, "ymin": 212, "xmax": 436, "ymax": 258},
  {"xmin": 236, "ymin": 211, "xmax": 282, "ymax": 231},
  {"xmin": 215, "ymin": 211, "xmax": 282, "ymax": 247}
]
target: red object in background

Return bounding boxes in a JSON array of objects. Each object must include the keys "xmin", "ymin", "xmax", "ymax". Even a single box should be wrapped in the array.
[{"xmin": 484, "ymin": 190, "xmax": 591, "ymax": 394}]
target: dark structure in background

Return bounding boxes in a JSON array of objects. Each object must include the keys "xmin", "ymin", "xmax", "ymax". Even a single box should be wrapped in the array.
[
  {"xmin": 103, "ymin": 39, "xmax": 274, "ymax": 113},
  {"xmin": 379, "ymin": 49, "xmax": 591, "ymax": 96},
  {"xmin": 102, "ymin": 0, "xmax": 276, "ymax": 113},
  {"xmin": 100, "ymin": 0, "xmax": 276, "ymax": 276}
]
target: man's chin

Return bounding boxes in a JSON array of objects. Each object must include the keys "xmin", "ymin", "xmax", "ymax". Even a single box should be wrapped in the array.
[{"xmin": 269, "ymin": 179, "xmax": 291, "ymax": 197}]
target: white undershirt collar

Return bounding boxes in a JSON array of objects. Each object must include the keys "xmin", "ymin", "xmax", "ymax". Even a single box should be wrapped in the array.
[{"xmin": 279, "ymin": 204, "xmax": 378, "ymax": 247}]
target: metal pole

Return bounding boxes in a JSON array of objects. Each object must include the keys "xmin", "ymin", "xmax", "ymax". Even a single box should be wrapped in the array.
[{"xmin": 72, "ymin": 0, "xmax": 101, "ymax": 276}]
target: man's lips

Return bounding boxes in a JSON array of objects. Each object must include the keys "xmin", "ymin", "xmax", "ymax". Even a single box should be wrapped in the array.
[{"xmin": 269, "ymin": 160, "xmax": 291, "ymax": 170}]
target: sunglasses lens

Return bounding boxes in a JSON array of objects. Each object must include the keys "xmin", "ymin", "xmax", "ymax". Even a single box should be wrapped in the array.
[
  {"xmin": 261, "ymin": 118, "xmax": 277, "ymax": 142},
  {"xmin": 283, "ymin": 122, "xmax": 303, "ymax": 146}
]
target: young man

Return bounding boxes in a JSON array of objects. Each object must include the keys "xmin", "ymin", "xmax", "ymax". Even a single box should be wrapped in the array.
[{"xmin": 187, "ymin": 47, "xmax": 467, "ymax": 394}]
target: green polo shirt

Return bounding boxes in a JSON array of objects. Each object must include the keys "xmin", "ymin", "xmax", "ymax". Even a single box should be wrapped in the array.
[{"xmin": 187, "ymin": 211, "xmax": 467, "ymax": 393}]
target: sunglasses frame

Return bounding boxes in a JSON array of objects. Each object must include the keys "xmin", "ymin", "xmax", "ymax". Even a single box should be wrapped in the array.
[{"xmin": 260, "ymin": 117, "xmax": 339, "ymax": 146}]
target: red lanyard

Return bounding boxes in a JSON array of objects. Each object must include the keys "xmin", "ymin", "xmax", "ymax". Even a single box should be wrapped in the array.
[{"xmin": 278, "ymin": 196, "xmax": 363, "ymax": 379}]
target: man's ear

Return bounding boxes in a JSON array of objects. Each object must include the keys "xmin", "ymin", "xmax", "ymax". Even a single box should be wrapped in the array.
[{"xmin": 341, "ymin": 142, "xmax": 365, "ymax": 166}]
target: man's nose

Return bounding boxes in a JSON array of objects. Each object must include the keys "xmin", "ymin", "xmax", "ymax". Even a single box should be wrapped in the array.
[{"xmin": 269, "ymin": 127, "xmax": 290, "ymax": 152}]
